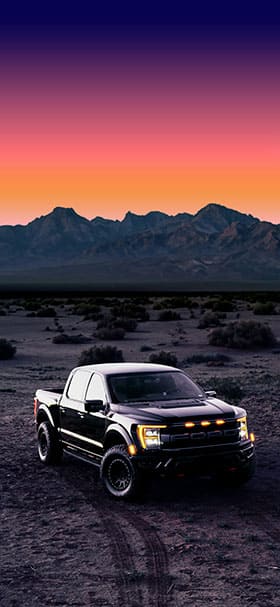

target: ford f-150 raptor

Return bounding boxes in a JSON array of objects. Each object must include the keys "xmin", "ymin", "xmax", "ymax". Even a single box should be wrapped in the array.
[{"xmin": 34, "ymin": 362, "xmax": 256, "ymax": 498}]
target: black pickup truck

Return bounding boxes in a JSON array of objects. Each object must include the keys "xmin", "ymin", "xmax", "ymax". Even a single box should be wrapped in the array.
[{"xmin": 34, "ymin": 362, "xmax": 256, "ymax": 498}]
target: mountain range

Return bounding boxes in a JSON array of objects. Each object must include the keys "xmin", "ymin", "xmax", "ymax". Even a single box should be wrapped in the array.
[{"xmin": 0, "ymin": 204, "xmax": 279, "ymax": 290}]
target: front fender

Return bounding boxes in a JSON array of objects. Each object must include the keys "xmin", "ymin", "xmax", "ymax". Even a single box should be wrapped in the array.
[{"xmin": 104, "ymin": 423, "xmax": 132, "ymax": 448}]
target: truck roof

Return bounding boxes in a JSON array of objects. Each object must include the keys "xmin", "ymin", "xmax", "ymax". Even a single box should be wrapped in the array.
[{"xmin": 74, "ymin": 362, "xmax": 180, "ymax": 376}]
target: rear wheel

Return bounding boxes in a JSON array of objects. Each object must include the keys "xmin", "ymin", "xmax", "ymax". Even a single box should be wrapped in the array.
[
  {"xmin": 37, "ymin": 421, "xmax": 63, "ymax": 465},
  {"xmin": 100, "ymin": 445, "xmax": 140, "ymax": 499}
]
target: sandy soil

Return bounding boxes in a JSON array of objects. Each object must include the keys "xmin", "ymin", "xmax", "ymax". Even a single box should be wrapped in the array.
[{"xmin": 1, "ymin": 296, "xmax": 280, "ymax": 607}]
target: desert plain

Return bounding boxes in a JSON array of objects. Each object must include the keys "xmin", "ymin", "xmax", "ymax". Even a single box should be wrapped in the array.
[{"xmin": 1, "ymin": 293, "xmax": 280, "ymax": 607}]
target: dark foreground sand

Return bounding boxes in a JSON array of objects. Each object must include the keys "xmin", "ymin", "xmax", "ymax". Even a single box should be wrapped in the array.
[{"xmin": 1, "ymin": 297, "xmax": 280, "ymax": 606}]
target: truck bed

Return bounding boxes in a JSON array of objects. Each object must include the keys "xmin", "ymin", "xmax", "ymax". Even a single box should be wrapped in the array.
[{"xmin": 36, "ymin": 388, "xmax": 63, "ymax": 406}]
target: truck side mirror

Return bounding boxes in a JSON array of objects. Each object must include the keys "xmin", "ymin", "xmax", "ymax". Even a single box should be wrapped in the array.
[{"xmin": 84, "ymin": 399, "xmax": 104, "ymax": 413}]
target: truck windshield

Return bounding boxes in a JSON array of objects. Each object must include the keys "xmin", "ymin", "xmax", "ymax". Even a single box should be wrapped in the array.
[{"xmin": 107, "ymin": 371, "xmax": 204, "ymax": 404}]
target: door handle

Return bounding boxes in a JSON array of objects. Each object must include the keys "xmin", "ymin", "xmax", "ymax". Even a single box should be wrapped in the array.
[{"xmin": 77, "ymin": 412, "xmax": 84, "ymax": 419}]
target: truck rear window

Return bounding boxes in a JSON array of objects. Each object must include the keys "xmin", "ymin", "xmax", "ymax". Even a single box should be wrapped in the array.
[{"xmin": 67, "ymin": 370, "xmax": 91, "ymax": 401}]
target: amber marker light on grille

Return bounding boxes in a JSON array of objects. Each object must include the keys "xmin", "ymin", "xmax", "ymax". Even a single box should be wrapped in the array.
[
  {"xmin": 128, "ymin": 444, "xmax": 137, "ymax": 455},
  {"xmin": 185, "ymin": 422, "xmax": 195, "ymax": 428},
  {"xmin": 216, "ymin": 419, "xmax": 225, "ymax": 425},
  {"xmin": 201, "ymin": 421, "xmax": 211, "ymax": 427},
  {"xmin": 250, "ymin": 433, "xmax": 255, "ymax": 443}
]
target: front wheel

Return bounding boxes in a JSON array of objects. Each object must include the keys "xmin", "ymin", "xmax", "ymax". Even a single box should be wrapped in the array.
[
  {"xmin": 100, "ymin": 445, "xmax": 140, "ymax": 499},
  {"xmin": 217, "ymin": 454, "xmax": 256, "ymax": 487},
  {"xmin": 37, "ymin": 421, "xmax": 63, "ymax": 465}
]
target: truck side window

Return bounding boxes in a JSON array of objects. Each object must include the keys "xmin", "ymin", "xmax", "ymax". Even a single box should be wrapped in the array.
[
  {"xmin": 67, "ymin": 370, "xmax": 91, "ymax": 402},
  {"xmin": 86, "ymin": 374, "xmax": 106, "ymax": 403}
]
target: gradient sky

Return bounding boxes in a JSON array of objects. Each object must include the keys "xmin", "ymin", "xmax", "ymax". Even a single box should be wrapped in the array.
[{"xmin": 0, "ymin": 2, "xmax": 279, "ymax": 225}]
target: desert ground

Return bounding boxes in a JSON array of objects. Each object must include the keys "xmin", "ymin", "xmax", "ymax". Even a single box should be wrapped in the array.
[{"xmin": 1, "ymin": 294, "xmax": 280, "ymax": 607}]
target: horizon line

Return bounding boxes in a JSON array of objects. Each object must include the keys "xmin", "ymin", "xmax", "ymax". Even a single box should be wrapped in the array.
[{"xmin": 1, "ymin": 201, "xmax": 277, "ymax": 229}]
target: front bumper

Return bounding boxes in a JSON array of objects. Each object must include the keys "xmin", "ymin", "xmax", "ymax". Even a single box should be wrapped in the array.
[{"xmin": 133, "ymin": 440, "xmax": 255, "ymax": 475}]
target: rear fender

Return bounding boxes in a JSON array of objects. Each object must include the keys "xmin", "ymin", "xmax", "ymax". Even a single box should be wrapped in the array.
[{"xmin": 36, "ymin": 404, "xmax": 56, "ymax": 429}]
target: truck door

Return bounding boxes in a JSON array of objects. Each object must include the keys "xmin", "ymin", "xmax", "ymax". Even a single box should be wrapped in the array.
[
  {"xmin": 59, "ymin": 369, "xmax": 91, "ymax": 451},
  {"xmin": 82, "ymin": 373, "xmax": 108, "ymax": 458}
]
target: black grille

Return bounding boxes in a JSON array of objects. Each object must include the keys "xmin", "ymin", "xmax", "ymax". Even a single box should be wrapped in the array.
[{"xmin": 162, "ymin": 418, "xmax": 240, "ymax": 449}]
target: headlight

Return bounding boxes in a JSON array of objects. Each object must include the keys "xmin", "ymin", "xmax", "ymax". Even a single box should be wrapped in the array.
[
  {"xmin": 237, "ymin": 416, "xmax": 248, "ymax": 441},
  {"xmin": 137, "ymin": 425, "xmax": 167, "ymax": 449}
]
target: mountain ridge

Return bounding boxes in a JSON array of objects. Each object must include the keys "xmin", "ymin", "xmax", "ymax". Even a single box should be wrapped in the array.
[{"xmin": 0, "ymin": 203, "xmax": 279, "ymax": 288}]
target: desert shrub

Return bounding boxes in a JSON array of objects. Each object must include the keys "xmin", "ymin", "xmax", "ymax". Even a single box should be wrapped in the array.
[
  {"xmin": 158, "ymin": 310, "xmax": 181, "ymax": 321},
  {"xmin": 71, "ymin": 303, "xmax": 102, "ymax": 320},
  {"xmin": 213, "ymin": 299, "xmax": 234, "ymax": 312},
  {"xmin": 0, "ymin": 338, "xmax": 16, "ymax": 360},
  {"xmin": 95, "ymin": 327, "xmax": 125, "ymax": 340},
  {"xmin": 200, "ymin": 377, "xmax": 243, "ymax": 402},
  {"xmin": 0, "ymin": 310, "xmax": 7, "ymax": 316},
  {"xmin": 149, "ymin": 351, "xmax": 178, "ymax": 367},
  {"xmin": 78, "ymin": 345, "xmax": 124, "ymax": 365},
  {"xmin": 23, "ymin": 300, "xmax": 42, "ymax": 311},
  {"xmin": 153, "ymin": 296, "xmax": 196, "ymax": 310},
  {"xmin": 36, "ymin": 307, "xmax": 57, "ymax": 318},
  {"xmin": 253, "ymin": 302, "xmax": 276, "ymax": 315},
  {"xmin": 97, "ymin": 316, "xmax": 137, "ymax": 332},
  {"xmin": 203, "ymin": 297, "xmax": 234, "ymax": 312},
  {"xmin": 209, "ymin": 320, "xmax": 277, "ymax": 349},
  {"xmin": 113, "ymin": 318, "xmax": 137, "ymax": 331},
  {"xmin": 110, "ymin": 302, "xmax": 149, "ymax": 321},
  {"xmin": 197, "ymin": 312, "xmax": 223, "ymax": 329},
  {"xmin": 185, "ymin": 353, "xmax": 231, "ymax": 365},
  {"xmin": 52, "ymin": 334, "xmax": 91, "ymax": 344},
  {"xmin": 140, "ymin": 345, "xmax": 154, "ymax": 352}
]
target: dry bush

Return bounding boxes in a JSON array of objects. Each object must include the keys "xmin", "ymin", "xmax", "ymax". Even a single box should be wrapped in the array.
[
  {"xmin": 197, "ymin": 312, "xmax": 223, "ymax": 329},
  {"xmin": 200, "ymin": 376, "xmax": 243, "ymax": 402},
  {"xmin": 203, "ymin": 297, "xmax": 234, "ymax": 312},
  {"xmin": 95, "ymin": 327, "xmax": 125, "ymax": 340},
  {"xmin": 185, "ymin": 353, "xmax": 231, "ymax": 365},
  {"xmin": 253, "ymin": 302, "xmax": 277, "ymax": 315},
  {"xmin": 78, "ymin": 345, "xmax": 124, "ymax": 365},
  {"xmin": 97, "ymin": 316, "xmax": 137, "ymax": 332},
  {"xmin": 71, "ymin": 302, "xmax": 102, "ymax": 320},
  {"xmin": 153, "ymin": 296, "xmax": 197, "ymax": 309},
  {"xmin": 149, "ymin": 351, "xmax": 178, "ymax": 367},
  {"xmin": 36, "ymin": 307, "xmax": 57, "ymax": 318},
  {"xmin": 209, "ymin": 320, "xmax": 277, "ymax": 349},
  {"xmin": 158, "ymin": 310, "xmax": 181, "ymax": 321},
  {"xmin": 110, "ymin": 302, "xmax": 149, "ymax": 321},
  {"xmin": 52, "ymin": 334, "xmax": 91, "ymax": 344},
  {"xmin": 0, "ymin": 338, "xmax": 16, "ymax": 360}
]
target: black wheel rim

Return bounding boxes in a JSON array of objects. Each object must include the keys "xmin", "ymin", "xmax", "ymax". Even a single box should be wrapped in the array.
[
  {"xmin": 39, "ymin": 432, "xmax": 48, "ymax": 458},
  {"xmin": 107, "ymin": 457, "xmax": 132, "ymax": 492}
]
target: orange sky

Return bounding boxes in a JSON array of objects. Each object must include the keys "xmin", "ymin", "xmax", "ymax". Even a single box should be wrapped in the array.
[
  {"xmin": 0, "ymin": 37, "xmax": 279, "ymax": 226},
  {"xmin": 1, "ymin": 164, "xmax": 279, "ymax": 225}
]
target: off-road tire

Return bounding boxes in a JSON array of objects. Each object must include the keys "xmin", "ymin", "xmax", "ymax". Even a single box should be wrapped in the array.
[
  {"xmin": 37, "ymin": 421, "xmax": 63, "ymax": 465},
  {"xmin": 218, "ymin": 454, "xmax": 256, "ymax": 487},
  {"xmin": 100, "ymin": 445, "xmax": 140, "ymax": 499}
]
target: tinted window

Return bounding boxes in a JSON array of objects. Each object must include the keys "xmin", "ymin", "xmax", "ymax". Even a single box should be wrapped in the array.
[
  {"xmin": 86, "ymin": 374, "xmax": 106, "ymax": 402},
  {"xmin": 67, "ymin": 370, "xmax": 90, "ymax": 401},
  {"xmin": 108, "ymin": 371, "xmax": 204, "ymax": 404}
]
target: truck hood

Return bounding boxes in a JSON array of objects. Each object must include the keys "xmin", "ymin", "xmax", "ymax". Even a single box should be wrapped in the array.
[{"xmin": 110, "ymin": 397, "xmax": 243, "ymax": 424}]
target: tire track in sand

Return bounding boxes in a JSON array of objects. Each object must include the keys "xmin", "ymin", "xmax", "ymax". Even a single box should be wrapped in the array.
[{"xmin": 60, "ymin": 461, "xmax": 172, "ymax": 607}]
